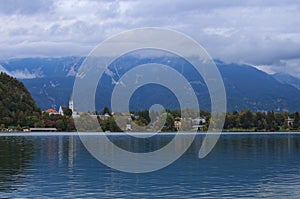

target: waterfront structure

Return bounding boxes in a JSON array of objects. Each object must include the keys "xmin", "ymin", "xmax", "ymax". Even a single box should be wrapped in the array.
[
  {"xmin": 125, "ymin": 124, "xmax": 132, "ymax": 131},
  {"xmin": 286, "ymin": 117, "xmax": 294, "ymax": 127},
  {"xmin": 191, "ymin": 117, "xmax": 206, "ymax": 131},
  {"xmin": 44, "ymin": 108, "xmax": 60, "ymax": 116},
  {"xmin": 29, "ymin": 127, "xmax": 57, "ymax": 132}
]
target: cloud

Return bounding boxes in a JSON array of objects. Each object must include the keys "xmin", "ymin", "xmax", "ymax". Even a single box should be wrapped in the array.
[
  {"xmin": 255, "ymin": 59, "xmax": 300, "ymax": 77},
  {"xmin": 0, "ymin": 64, "xmax": 11, "ymax": 75},
  {"xmin": 9, "ymin": 69, "xmax": 42, "ymax": 79},
  {"xmin": 0, "ymin": 0, "xmax": 54, "ymax": 15},
  {"xmin": 0, "ymin": 64, "xmax": 42, "ymax": 79},
  {"xmin": 0, "ymin": 0, "xmax": 299, "ymax": 77}
]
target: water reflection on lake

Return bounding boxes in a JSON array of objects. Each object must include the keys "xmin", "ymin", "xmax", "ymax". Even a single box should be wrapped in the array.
[{"xmin": 1, "ymin": 133, "xmax": 300, "ymax": 198}]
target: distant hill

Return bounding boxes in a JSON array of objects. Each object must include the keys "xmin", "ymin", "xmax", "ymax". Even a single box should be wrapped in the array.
[
  {"xmin": 216, "ymin": 61, "xmax": 300, "ymax": 112},
  {"xmin": 0, "ymin": 57, "xmax": 83, "ymax": 78},
  {"xmin": 0, "ymin": 72, "xmax": 41, "ymax": 127},
  {"xmin": 20, "ymin": 77, "xmax": 75, "ymax": 111},
  {"xmin": 272, "ymin": 73, "xmax": 300, "ymax": 90},
  {"xmin": 0, "ymin": 57, "xmax": 82, "ymax": 110},
  {"xmin": 1, "ymin": 57, "xmax": 300, "ymax": 112}
]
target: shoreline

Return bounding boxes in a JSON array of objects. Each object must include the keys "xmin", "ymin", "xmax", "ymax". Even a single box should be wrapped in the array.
[{"xmin": 2, "ymin": 131, "xmax": 300, "ymax": 137}]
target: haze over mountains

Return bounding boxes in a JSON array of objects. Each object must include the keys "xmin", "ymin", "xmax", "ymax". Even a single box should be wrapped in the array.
[{"xmin": 1, "ymin": 57, "xmax": 300, "ymax": 112}]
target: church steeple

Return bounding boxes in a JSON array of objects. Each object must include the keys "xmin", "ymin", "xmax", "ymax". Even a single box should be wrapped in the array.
[{"xmin": 69, "ymin": 95, "xmax": 74, "ymax": 112}]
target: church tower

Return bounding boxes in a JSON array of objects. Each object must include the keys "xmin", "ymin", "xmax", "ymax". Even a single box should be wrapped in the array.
[{"xmin": 69, "ymin": 95, "xmax": 74, "ymax": 112}]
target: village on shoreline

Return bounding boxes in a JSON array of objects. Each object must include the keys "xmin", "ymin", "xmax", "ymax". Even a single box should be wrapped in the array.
[{"xmin": 1, "ymin": 94, "xmax": 300, "ymax": 133}]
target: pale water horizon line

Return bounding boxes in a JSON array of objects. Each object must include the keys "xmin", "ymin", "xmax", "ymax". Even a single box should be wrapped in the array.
[{"xmin": 1, "ymin": 131, "xmax": 300, "ymax": 137}]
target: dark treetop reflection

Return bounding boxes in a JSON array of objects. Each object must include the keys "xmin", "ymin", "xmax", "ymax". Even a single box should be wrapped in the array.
[{"xmin": 0, "ymin": 137, "xmax": 34, "ymax": 192}]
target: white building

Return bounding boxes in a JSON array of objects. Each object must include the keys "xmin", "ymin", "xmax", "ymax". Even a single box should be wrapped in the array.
[
  {"xmin": 69, "ymin": 96, "xmax": 74, "ymax": 112},
  {"xmin": 57, "ymin": 95, "xmax": 80, "ymax": 118},
  {"xmin": 58, "ymin": 106, "xmax": 64, "ymax": 116},
  {"xmin": 192, "ymin": 117, "xmax": 206, "ymax": 131},
  {"xmin": 125, "ymin": 124, "xmax": 132, "ymax": 131}
]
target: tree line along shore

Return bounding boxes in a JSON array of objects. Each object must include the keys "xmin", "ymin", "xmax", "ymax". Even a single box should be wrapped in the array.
[
  {"xmin": 1, "ymin": 108, "xmax": 300, "ymax": 132},
  {"xmin": 1, "ymin": 72, "xmax": 300, "ymax": 132}
]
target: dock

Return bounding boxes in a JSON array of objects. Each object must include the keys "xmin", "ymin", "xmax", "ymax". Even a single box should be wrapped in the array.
[{"xmin": 29, "ymin": 128, "xmax": 57, "ymax": 132}]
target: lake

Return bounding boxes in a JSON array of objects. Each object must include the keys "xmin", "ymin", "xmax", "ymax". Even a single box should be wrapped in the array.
[{"xmin": 1, "ymin": 132, "xmax": 300, "ymax": 198}]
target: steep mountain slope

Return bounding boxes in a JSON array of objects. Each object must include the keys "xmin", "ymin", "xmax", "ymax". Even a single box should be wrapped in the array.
[
  {"xmin": 20, "ymin": 77, "xmax": 75, "ymax": 110},
  {"xmin": 1, "ymin": 57, "xmax": 300, "ymax": 112},
  {"xmin": 217, "ymin": 61, "xmax": 300, "ymax": 111}
]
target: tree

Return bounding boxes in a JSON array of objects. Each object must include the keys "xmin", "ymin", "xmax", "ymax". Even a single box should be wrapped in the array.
[
  {"xmin": 63, "ymin": 107, "xmax": 72, "ymax": 117},
  {"xmin": 56, "ymin": 120, "xmax": 66, "ymax": 131},
  {"xmin": 257, "ymin": 118, "xmax": 267, "ymax": 131},
  {"xmin": 266, "ymin": 111, "xmax": 275, "ymax": 131},
  {"xmin": 293, "ymin": 112, "xmax": 300, "ymax": 129},
  {"xmin": 99, "ymin": 117, "xmax": 122, "ymax": 132},
  {"xmin": 240, "ymin": 110, "xmax": 254, "ymax": 129},
  {"xmin": 163, "ymin": 113, "xmax": 175, "ymax": 131},
  {"xmin": 101, "ymin": 107, "xmax": 111, "ymax": 115}
]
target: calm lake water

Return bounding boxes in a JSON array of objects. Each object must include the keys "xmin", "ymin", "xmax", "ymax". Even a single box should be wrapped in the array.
[{"xmin": 1, "ymin": 132, "xmax": 300, "ymax": 198}]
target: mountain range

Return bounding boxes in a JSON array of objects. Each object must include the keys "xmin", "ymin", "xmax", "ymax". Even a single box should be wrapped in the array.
[{"xmin": 1, "ymin": 56, "xmax": 300, "ymax": 112}]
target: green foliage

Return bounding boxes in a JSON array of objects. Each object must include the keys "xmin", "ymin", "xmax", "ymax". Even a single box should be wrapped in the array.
[
  {"xmin": 99, "ymin": 117, "xmax": 122, "ymax": 132},
  {"xmin": 43, "ymin": 113, "xmax": 75, "ymax": 131},
  {"xmin": 0, "ymin": 72, "xmax": 78, "ymax": 131},
  {"xmin": 240, "ymin": 110, "xmax": 254, "ymax": 129},
  {"xmin": 164, "ymin": 113, "xmax": 175, "ymax": 131},
  {"xmin": 127, "ymin": 109, "xmax": 299, "ymax": 132},
  {"xmin": 0, "ymin": 72, "xmax": 42, "ymax": 128},
  {"xmin": 62, "ymin": 107, "xmax": 72, "ymax": 117},
  {"xmin": 293, "ymin": 112, "xmax": 299, "ymax": 129},
  {"xmin": 224, "ymin": 110, "xmax": 296, "ymax": 132}
]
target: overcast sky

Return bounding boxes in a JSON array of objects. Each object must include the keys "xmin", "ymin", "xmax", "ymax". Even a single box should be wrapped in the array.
[{"xmin": 0, "ymin": 0, "xmax": 299, "ymax": 76}]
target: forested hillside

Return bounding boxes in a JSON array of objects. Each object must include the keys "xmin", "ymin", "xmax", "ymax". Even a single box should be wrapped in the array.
[{"xmin": 0, "ymin": 72, "xmax": 42, "ymax": 128}]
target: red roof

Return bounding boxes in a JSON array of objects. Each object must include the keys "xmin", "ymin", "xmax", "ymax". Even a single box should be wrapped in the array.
[{"xmin": 45, "ymin": 108, "xmax": 57, "ymax": 113}]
